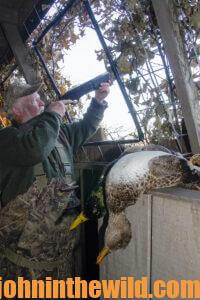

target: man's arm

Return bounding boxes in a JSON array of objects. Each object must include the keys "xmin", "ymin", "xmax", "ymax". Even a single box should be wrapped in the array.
[
  {"xmin": 0, "ymin": 111, "xmax": 62, "ymax": 166},
  {"xmin": 62, "ymin": 83, "xmax": 110, "ymax": 153}
]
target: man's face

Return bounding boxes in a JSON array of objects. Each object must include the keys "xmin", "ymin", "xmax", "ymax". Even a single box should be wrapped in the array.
[
  {"xmin": 25, "ymin": 92, "xmax": 45, "ymax": 117},
  {"xmin": 12, "ymin": 92, "xmax": 45, "ymax": 123}
]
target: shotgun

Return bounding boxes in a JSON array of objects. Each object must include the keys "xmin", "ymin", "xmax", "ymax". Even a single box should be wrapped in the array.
[{"xmin": 59, "ymin": 72, "xmax": 110, "ymax": 101}]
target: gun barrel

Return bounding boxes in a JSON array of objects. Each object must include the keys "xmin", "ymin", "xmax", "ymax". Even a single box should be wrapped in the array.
[{"xmin": 59, "ymin": 72, "xmax": 110, "ymax": 100}]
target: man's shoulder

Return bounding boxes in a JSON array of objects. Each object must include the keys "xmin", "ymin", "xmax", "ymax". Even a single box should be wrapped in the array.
[
  {"xmin": 0, "ymin": 125, "xmax": 19, "ymax": 139},
  {"xmin": 0, "ymin": 125, "xmax": 17, "ymax": 133}
]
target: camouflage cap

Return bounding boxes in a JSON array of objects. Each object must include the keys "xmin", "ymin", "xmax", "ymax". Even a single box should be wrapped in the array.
[{"xmin": 4, "ymin": 81, "xmax": 42, "ymax": 112}]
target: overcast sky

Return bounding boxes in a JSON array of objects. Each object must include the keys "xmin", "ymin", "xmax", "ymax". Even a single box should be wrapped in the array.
[{"xmin": 61, "ymin": 28, "xmax": 136, "ymax": 137}]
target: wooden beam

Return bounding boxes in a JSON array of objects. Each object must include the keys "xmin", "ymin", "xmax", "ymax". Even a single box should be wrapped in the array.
[
  {"xmin": 2, "ymin": 23, "xmax": 38, "ymax": 84},
  {"xmin": 0, "ymin": 6, "xmax": 18, "ymax": 24},
  {"xmin": 152, "ymin": 0, "xmax": 200, "ymax": 153}
]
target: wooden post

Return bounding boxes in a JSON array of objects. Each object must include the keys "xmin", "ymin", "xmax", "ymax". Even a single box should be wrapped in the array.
[
  {"xmin": 2, "ymin": 23, "xmax": 38, "ymax": 84},
  {"xmin": 0, "ymin": 6, "xmax": 18, "ymax": 24},
  {"xmin": 152, "ymin": 0, "xmax": 200, "ymax": 153}
]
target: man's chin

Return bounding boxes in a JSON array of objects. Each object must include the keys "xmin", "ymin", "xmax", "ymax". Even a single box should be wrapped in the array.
[
  {"xmin": 39, "ymin": 108, "xmax": 45, "ymax": 114},
  {"xmin": 32, "ymin": 109, "xmax": 44, "ymax": 118}
]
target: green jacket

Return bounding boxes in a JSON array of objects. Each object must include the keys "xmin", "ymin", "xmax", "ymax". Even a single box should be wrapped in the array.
[{"xmin": 0, "ymin": 99, "xmax": 107, "ymax": 207}]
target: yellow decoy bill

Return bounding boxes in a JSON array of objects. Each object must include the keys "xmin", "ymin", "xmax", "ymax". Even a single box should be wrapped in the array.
[
  {"xmin": 69, "ymin": 211, "xmax": 89, "ymax": 230},
  {"xmin": 96, "ymin": 246, "xmax": 111, "ymax": 264}
]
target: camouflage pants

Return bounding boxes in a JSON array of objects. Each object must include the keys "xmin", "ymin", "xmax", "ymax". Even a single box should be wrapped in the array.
[{"xmin": 0, "ymin": 179, "xmax": 81, "ymax": 298}]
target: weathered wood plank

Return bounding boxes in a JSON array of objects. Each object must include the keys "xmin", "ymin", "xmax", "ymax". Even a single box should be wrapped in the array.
[
  {"xmin": 152, "ymin": 190, "xmax": 200, "ymax": 283},
  {"xmin": 152, "ymin": 0, "xmax": 200, "ymax": 153},
  {"xmin": 2, "ymin": 23, "xmax": 38, "ymax": 84}
]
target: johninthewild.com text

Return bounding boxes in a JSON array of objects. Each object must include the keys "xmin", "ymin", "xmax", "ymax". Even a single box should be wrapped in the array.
[{"xmin": 1, "ymin": 276, "xmax": 200, "ymax": 298}]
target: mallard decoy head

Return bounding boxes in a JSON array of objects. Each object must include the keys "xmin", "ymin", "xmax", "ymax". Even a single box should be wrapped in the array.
[{"xmin": 97, "ymin": 212, "xmax": 132, "ymax": 264}]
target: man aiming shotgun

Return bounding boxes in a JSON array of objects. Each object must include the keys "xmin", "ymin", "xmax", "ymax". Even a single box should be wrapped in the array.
[{"xmin": 0, "ymin": 76, "xmax": 110, "ymax": 281}]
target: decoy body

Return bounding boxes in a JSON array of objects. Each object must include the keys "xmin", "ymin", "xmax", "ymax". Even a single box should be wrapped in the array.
[{"xmin": 97, "ymin": 147, "xmax": 200, "ymax": 263}]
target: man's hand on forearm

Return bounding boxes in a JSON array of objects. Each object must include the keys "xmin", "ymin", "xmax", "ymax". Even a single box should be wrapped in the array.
[
  {"xmin": 95, "ymin": 82, "xmax": 110, "ymax": 104},
  {"xmin": 47, "ymin": 100, "xmax": 77, "ymax": 118}
]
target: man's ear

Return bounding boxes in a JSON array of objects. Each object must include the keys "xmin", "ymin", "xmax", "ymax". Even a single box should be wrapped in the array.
[{"xmin": 12, "ymin": 106, "xmax": 21, "ymax": 118}]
